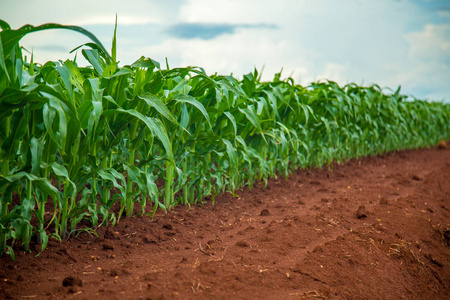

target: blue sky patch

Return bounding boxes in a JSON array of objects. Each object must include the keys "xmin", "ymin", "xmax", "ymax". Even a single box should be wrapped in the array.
[{"xmin": 165, "ymin": 23, "xmax": 277, "ymax": 40}]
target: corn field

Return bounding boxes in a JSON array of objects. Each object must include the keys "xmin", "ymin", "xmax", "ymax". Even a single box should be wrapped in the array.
[{"xmin": 1, "ymin": 20, "xmax": 449, "ymax": 259}]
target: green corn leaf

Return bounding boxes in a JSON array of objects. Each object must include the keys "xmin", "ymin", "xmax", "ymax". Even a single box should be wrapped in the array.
[
  {"xmin": 125, "ymin": 165, "xmax": 147, "ymax": 195},
  {"xmin": 238, "ymin": 105, "xmax": 267, "ymax": 143},
  {"xmin": 98, "ymin": 168, "xmax": 126, "ymax": 198},
  {"xmin": 19, "ymin": 198, "xmax": 35, "ymax": 224},
  {"xmin": 110, "ymin": 67, "xmax": 133, "ymax": 78},
  {"xmin": 1, "ymin": 111, "xmax": 27, "ymax": 170},
  {"xmin": 174, "ymin": 94, "xmax": 212, "ymax": 130},
  {"xmin": 0, "ymin": 172, "xmax": 60, "ymax": 201},
  {"xmin": 224, "ymin": 111, "xmax": 237, "ymax": 137},
  {"xmin": 30, "ymin": 137, "xmax": 44, "ymax": 176},
  {"xmin": 55, "ymin": 63, "xmax": 73, "ymax": 101},
  {"xmin": 49, "ymin": 96, "xmax": 67, "ymax": 151},
  {"xmin": 0, "ymin": 35, "xmax": 10, "ymax": 82},
  {"xmin": 180, "ymin": 103, "xmax": 189, "ymax": 129},
  {"xmin": 112, "ymin": 14, "xmax": 117, "ymax": 64},
  {"xmin": 138, "ymin": 93, "xmax": 178, "ymax": 125},
  {"xmin": 5, "ymin": 246, "xmax": 15, "ymax": 261},
  {"xmin": 50, "ymin": 163, "xmax": 76, "ymax": 194},
  {"xmin": 36, "ymin": 229, "xmax": 48, "ymax": 254},
  {"xmin": 103, "ymin": 108, "xmax": 174, "ymax": 161},
  {"xmin": 63, "ymin": 60, "xmax": 85, "ymax": 95},
  {"xmin": 82, "ymin": 49, "xmax": 103, "ymax": 76},
  {"xmin": 222, "ymin": 138, "xmax": 237, "ymax": 167},
  {"xmin": 0, "ymin": 21, "xmax": 111, "ymax": 63},
  {"xmin": 0, "ymin": 20, "xmax": 11, "ymax": 30},
  {"xmin": 239, "ymin": 105, "xmax": 260, "ymax": 131},
  {"xmin": 131, "ymin": 56, "xmax": 160, "ymax": 69}
]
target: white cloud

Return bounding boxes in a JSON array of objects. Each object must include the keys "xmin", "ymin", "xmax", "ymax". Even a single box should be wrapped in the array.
[
  {"xmin": 163, "ymin": 0, "xmax": 416, "ymax": 85},
  {"xmin": 75, "ymin": 15, "xmax": 158, "ymax": 26},
  {"xmin": 180, "ymin": 0, "xmax": 293, "ymax": 24},
  {"xmin": 0, "ymin": 0, "xmax": 182, "ymax": 27},
  {"xmin": 316, "ymin": 63, "xmax": 348, "ymax": 84},
  {"xmin": 398, "ymin": 23, "xmax": 450, "ymax": 101},
  {"xmin": 438, "ymin": 10, "xmax": 450, "ymax": 19},
  {"xmin": 406, "ymin": 24, "xmax": 450, "ymax": 60},
  {"xmin": 1, "ymin": 0, "xmax": 449, "ymax": 101}
]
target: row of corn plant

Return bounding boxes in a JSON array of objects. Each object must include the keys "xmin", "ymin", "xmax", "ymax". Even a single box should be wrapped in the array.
[{"xmin": 1, "ymin": 20, "xmax": 450, "ymax": 259}]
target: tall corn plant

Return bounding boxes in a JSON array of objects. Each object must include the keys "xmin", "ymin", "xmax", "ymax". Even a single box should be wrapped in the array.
[
  {"xmin": 0, "ymin": 20, "xmax": 113, "ymax": 255},
  {"xmin": 1, "ymin": 19, "xmax": 450, "ymax": 259}
]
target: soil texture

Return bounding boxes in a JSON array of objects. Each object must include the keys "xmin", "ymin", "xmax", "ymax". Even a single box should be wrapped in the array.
[{"xmin": 1, "ymin": 144, "xmax": 449, "ymax": 299}]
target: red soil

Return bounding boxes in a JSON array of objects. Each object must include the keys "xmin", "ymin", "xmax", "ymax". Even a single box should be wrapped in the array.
[{"xmin": 1, "ymin": 144, "xmax": 449, "ymax": 299}]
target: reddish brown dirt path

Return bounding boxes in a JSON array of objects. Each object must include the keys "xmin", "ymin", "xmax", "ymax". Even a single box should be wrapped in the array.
[{"xmin": 1, "ymin": 144, "xmax": 449, "ymax": 299}]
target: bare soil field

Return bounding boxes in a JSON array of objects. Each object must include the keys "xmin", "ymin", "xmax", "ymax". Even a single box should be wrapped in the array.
[{"xmin": 1, "ymin": 143, "xmax": 449, "ymax": 299}]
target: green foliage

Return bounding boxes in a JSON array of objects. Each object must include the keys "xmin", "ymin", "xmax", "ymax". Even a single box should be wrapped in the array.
[{"xmin": 1, "ymin": 20, "xmax": 450, "ymax": 259}]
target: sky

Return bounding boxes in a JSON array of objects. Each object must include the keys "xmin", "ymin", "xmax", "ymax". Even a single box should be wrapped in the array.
[{"xmin": 1, "ymin": 0, "xmax": 449, "ymax": 102}]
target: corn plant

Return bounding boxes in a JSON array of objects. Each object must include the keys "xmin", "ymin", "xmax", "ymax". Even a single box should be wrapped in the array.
[{"xmin": 1, "ymin": 20, "xmax": 450, "ymax": 259}]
